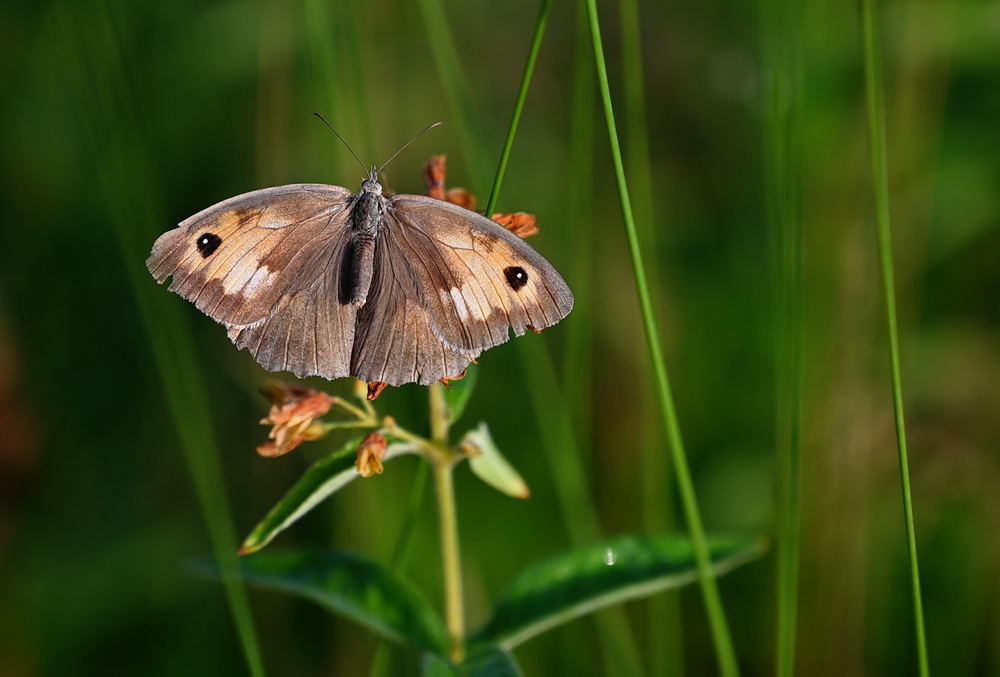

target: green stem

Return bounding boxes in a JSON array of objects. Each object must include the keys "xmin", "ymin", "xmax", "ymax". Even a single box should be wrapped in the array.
[
  {"xmin": 428, "ymin": 383, "xmax": 464, "ymax": 663},
  {"xmin": 583, "ymin": 1, "xmax": 740, "ymax": 675},
  {"xmin": 860, "ymin": 2, "xmax": 930, "ymax": 675}
]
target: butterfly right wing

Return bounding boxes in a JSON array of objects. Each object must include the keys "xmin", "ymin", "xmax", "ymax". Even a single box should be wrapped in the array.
[
  {"xmin": 148, "ymin": 184, "xmax": 360, "ymax": 380},
  {"xmin": 349, "ymin": 231, "xmax": 480, "ymax": 385}
]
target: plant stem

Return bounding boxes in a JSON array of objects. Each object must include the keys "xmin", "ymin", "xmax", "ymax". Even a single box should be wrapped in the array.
[
  {"xmin": 428, "ymin": 383, "xmax": 464, "ymax": 663},
  {"xmin": 583, "ymin": 1, "xmax": 740, "ymax": 675},
  {"xmin": 860, "ymin": 2, "xmax": 930, "ymax": 675}
]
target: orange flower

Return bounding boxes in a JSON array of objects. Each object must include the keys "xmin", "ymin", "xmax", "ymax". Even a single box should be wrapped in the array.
[
  {"xmin": 355, "ymin": 432, "xmax": 388, "ymax": 477},
  {"xmin": 257, "ymin": 381, "xmax": 334, "ymax": 457}
]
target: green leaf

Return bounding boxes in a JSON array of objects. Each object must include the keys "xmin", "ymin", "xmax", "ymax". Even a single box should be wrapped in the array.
[
  {"xmin": 240, "ymin": 439, "xmax": 419, "ymax": 554},
  {"xmin": 472, "ymin": 534, "xmax": 766, "ymax": 650},
  {"xmin": 444, "ymin": 362, "xmax": 478, "ymax": 424},
  {"xmin": 462, "ymin": 423, "xmax": 530, "ymax": 499},
  {"xmin": 198, "ymin": 549, "xmax": 448, "ymax": 654},
  {"xmin": 422, "ymin": 645, "xmax": 523, "ymax": 677}
]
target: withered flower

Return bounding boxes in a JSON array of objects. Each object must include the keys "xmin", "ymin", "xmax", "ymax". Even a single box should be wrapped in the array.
[
  {"xmin": 438, "ymin": 368, "xmax": 468, "ymax": 390},
  {"xmin": 423, "ymin": 155, "xmax": 448, "ymax": 200},
  {"xmin": 257, "ymin": 381, "xmax": 335, "ymax": 457},
  {"xmin": 423, "ymin": 155, "xmax": 539, "ymax": 238},
  {"xmin": 356, "ymin": 432, "xmax": 388, "ymax": 478},
  {"xmin": 489, "ymin": 212, "xmax": 539, "ymax": 238},
  {"xmin": 367, "ymin": 381, "xmax": 389, "ymax": 401}
]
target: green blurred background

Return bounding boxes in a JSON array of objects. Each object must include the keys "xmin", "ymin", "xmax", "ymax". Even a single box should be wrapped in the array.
[{"xmin": 2, "ymin": 0, "xmax": 998, "ymax": 674}]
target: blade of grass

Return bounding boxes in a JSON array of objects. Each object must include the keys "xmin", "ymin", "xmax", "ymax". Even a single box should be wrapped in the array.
[
  {"xmin": 859, "ymin": 2, "xmax": 930, "ymax": 675},
  {"xmin": 52, "ymin": 1, "xmax": 265, "ymax": 674},
  {"xmin": 417, "ymin": 2, "xmax": 644, "ymax": 673},
  {"xmin": 414, "ymin": 0, "xmax": 493, "ymax": 189},
  {"xmin": 583, "ymin": 0, "xmax": 741, "ymax": 675},
  {"xmin": 483, "ymin": 0, "xmax": 553, "ymax": 216},
  {"xmin": 618, "ymin": 0, "xmax": 681, "ymax": 673},
  {"xmin": 561, "ymin": 0, "xmax": 597, "ymax": 416},
  {"xmin": 759, "ymin": 0, "xmax": 804, "ymax": 674}
]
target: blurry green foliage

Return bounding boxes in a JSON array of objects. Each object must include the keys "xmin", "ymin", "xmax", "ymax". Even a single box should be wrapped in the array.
[{"xmin": 0, "ymin": 0, "xmax": 998, "ymax": 675}]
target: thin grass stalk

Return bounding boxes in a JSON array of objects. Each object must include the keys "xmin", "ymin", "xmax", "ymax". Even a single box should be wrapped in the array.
[
  {"xmin": 53, "ymin": 2, "xmax": 266, "ymax": 674},
  {"xmin": 518, "ymin": 339, "xmax": 646, "ymax": 677},
  {"xmin": 618, "ymin": 0, "xmax": 681, "ymax": 672},
  {"xmin": 759, "ymin": 0, "xmax": 804, "ymax": 673},
  {"xmin": 484, "ymin": 0, "xmax": 553, "ymax": 216},
  {"xmin": 414, "ymin": 0, "xmax": 492, "ymax": 188},
  {"xmin": 340, "ymin": 0, "xmax": 375, "ymax": 158},
  {"xmin": 583, "ymin": 0, "xmax": 741, "ymax": 675},
  {"xmin": 562, "ymin": 0, "xmax": 597, "ymax": 423},
  {"xmin": 302, "ymin": 0, "xmax": 345, "ymax": 179},
  {"xmin": 859, "ymin": 2, "xmax": 931, "ymax": 675},
  {"xmin": 417, "ymin": 1, "xmax": 643, "ymax": 670}
]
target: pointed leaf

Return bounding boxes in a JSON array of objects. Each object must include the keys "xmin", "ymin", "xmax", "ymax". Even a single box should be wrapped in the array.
[
  {"xmin": 422, "ymin": 645, "xmax": 522, "ymax": 677},
  {"xmin": 240, "ymin": 440, "xmax": 419, "ymax": 554},
  {"xmin": 473, "ymin": 534, "xmax": 766, "ymax": 650},
  {"xmin": 197, "ymin": 549, "xmax": 447, "ymax": 653},
  {"xmin": 444, "ymin": 362, "xmax": 478, "ymax": 424},
  {"xmin": 463, "ymin": 423, "xmax": 530, "ymax": 499}
]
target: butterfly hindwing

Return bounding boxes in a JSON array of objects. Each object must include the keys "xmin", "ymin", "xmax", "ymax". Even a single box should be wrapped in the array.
[{"xmin": 350, "ymin": 230, "xmax": 479, "ymax": 385}]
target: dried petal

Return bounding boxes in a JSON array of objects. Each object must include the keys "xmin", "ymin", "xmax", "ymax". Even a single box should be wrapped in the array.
[
  {"xmin": 257, "ymin": 382, "xmax": 334, "ymax": 457},
  {"xmin": 424, "ymin": 155, "xmax": 447, "ymax": 200},
  {"xmin": 367, "ymin": 381, "xmax": 389, "ymax": 401},
  {"xmin": 356, "ymin": 432, "xmax": 388, "ymax": 478},
  {"xmin": 445, "ymin": 187, "xmax": 476, "ymax": 210},
  {"xmin": 490, "ymin": 212, "xmax": 539, "ymax": 238},
  {"xmin": 438, "ymin": 368, "xmax": 467, "ymax": 390}
]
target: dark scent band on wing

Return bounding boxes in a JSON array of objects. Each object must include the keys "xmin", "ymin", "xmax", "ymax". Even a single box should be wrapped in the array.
[{"xmin": 350, "ymin": 233, "xmax": 376, "ymax": 308}]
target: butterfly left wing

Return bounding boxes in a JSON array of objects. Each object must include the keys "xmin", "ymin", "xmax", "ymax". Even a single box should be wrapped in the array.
[
  {"xmin": 384, "ymin": 195, "xmax": 574, "ymax": 354},
  {"xmin": 147, "ymin": 184, "xmax": 360, "ymax": 379}
]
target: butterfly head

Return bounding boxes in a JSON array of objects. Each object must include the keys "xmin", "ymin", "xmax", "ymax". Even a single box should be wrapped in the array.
[{"xmin": 361, "ymin": 168, "xmax": 383, "ymax": 196}]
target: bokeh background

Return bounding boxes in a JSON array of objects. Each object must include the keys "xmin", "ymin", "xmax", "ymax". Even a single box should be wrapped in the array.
[{"xmin": 2, "ymin": 0, "xmax": 998, "ymax": 675}]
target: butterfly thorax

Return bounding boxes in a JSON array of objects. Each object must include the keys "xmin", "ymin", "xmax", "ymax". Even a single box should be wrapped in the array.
[
  {"xmin": 351, "ymin": 178, "xmax": 387, "ymax": 237},
  {"xmin": 347, "ymin": 177, "xmax": 388, "ymax": 308}
]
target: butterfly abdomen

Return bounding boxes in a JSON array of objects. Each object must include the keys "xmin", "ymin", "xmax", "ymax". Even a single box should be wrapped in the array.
[
  {"xmin": 347, "ymin": 184, "xmax": 389, "ymax": 309},
  {"xmin": 349, "ymin": 232, "xmax": 376, "ymax": 308}
]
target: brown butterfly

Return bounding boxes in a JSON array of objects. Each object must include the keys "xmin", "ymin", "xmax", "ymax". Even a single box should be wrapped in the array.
[{"xmin": 146, "ymin": 161, "xmax": 573, "ymax": 387}]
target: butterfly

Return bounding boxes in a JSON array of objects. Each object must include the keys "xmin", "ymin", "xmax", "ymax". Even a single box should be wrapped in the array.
[{"xmin": 146, "ymin": 163, "xmax": 574, "ymax": 387}]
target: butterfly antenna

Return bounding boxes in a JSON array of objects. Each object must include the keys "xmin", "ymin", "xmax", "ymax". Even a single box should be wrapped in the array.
[
  {"xmin": 376, "ymin": 121, "xmax": 443, "ymax": 176},
  {"xmin": 313, "ymin": 112, "xmax": 368, "ymax": 173}
]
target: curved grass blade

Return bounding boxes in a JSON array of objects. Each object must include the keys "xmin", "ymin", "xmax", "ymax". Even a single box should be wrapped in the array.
[
  {"xmin": 483, "ymin": 0, "xmax": 554, "ymax": 216},
  {"xmin": 472, "ymin": 535, "xmax": 765, "ymax": 651},
  {"xmin": 197, "ymin": 549, "xmax": 447, "ymax": 654},
  {"xmin": 860, "ymin": 1, "xmax": 930, "ymax": 674},
  {"xmin": 583, "ymin": 1, "xmax": 742, "ymax": 674},
  {"xmin": 422, "ymin": 644, "xmax": 523, "ymax": 677},
  {"xmin": 240, "ymin": 440, "xmax": 419, "ymax": 554},
  {"xmin": 53, "ymin": 3, "xmax": 265, "ymax": 673}
]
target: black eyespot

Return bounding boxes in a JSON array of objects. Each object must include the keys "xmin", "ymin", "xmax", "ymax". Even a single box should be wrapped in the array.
[
  {"xmin": 504, "ymin": 266, "xmax": 528, "ymax": 291},
  {"xmin": 196, "ymin": 232, "xmax": 222, "ymax": 257}
]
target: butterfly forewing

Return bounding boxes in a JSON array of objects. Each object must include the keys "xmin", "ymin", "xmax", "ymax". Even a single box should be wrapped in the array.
[
  {"xmin": 386, "ymin": 195, "xmax": 574, "ymax": 353},
  {"xmin": 147, "ymin": 184, "xmax": 353, "ymax": 328}
]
